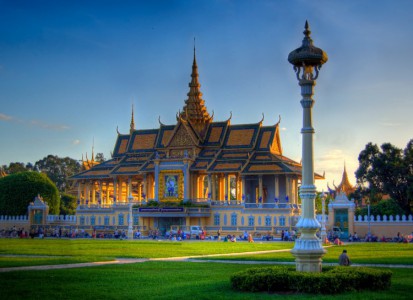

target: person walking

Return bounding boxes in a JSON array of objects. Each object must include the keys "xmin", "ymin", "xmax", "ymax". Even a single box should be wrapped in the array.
[{"xmin": 338, "ymin": 249, "xmax": 351, "ymax": 266}]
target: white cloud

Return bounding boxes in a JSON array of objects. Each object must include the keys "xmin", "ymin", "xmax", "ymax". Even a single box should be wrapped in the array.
[
  {"xmin": 72, "ymin": 139, "xmax": 81, "ymax": 145},
  {"xmin": 379, "ymin": 121, "xmax": 401, "ymax": 127},
  {"xmin": 0, "ymin": 112, "xmax": 13, "ymax": 121},
  {"xmin": 30, "ymin": 120, "xmax": 70, "ymax": 131}
]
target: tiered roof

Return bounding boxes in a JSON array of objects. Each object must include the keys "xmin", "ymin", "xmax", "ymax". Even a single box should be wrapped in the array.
[{"xmin": 71, "ymin": 51, "xmax": 306, "ymax": 180}]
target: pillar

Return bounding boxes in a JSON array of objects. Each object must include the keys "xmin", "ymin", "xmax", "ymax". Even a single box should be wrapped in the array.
[
  {"xmin": 113, "ymin": 177, "xmax": 117, "ymax": 203},
  {"xmin": 207, "ymin": 174, "xmax": 212, "ymax": 201},
  {"xmin": 258, "ymin": 175, "xmax": 263, "ymax": 205},
  {"xmin": 224, "ymin": 174, "xmax": 229, "ymax": 203},
  {"xmin": 105, "ymin": 182, "xmax": 110, "ymax": 205},
  {"xmin": 241, "ymin": 176, "xmax": 246, "ymax": 203}
]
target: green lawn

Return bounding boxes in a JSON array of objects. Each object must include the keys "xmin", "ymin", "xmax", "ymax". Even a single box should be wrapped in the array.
[
  {"xmin": 0, "ymin": 239, "xmax": 291, "ymax": 267},
  {"xmin": 204, "ymin": 243, "xmax": 413, "ymax": 265},
  {"xmin": 0, "ymin": 261, "xmax": 412, "ymax": 299},
  {"xmin": 0, "ymin": 239, "xmax": 412, "ymax": 299}
]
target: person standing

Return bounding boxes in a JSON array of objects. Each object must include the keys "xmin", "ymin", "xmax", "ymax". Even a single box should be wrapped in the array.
[{"xmin": 338, "ymin": 249, "xmax": 351, "ymax": 266}]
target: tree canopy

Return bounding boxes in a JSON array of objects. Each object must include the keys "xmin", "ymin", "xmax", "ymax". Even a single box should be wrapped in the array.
[
  {"xmin": 355, "ymin": 140, "xmax": 413, "ymax": 213},
  {"xmin": 0, "ymin": 171, "xmax": 60, "ymax": 215},
  {"xmin": 34, "ymin": 155, "xmax": 81, "ymax": 192}
]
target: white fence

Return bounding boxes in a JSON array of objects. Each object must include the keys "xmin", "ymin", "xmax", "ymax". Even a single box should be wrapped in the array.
[{"xmin": 0, "ymin": 215, "xmax": 29, "ymax": 222}]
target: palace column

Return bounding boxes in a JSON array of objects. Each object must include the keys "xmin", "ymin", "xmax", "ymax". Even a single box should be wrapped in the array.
[
  {"xmin": 288, "ymin": 21, "xmax": 328, "ymax": 272},
  {"xmin": 241, "ymin": 176, "xmax": 246, "ymax": 204},
  {"xmin": 183, "ymin": 160, "xmax": 190, "ymax": 202},
  {"xmin": 99, "ymin": 180, "xmax": 103, "ymax": 205},
  {"xmin": 211, "ymin": 175, "xmax": 217, "ymax": 201},
  {"xmin": 154, "ymin": 159, "xmax": 159, "ymax": 201},
  {"xmin": 274, "ymin": 176, "xmax": 279, "ymax": 204},
  {"xmin": 236, "ymin": 175, "xmax": 241, "ymax": 203},
  {"xmin": 77, "ymin": 182, "xmax": 82, "ymax": 204},
  {"xmin": 113, "ymin": 177, "xmax": 117, "ymax": 204},
  {"xmin": 137, "ymin": 182, "xmax": 142, "ymax": 202},
  {"xmin": 105, "ymin": 182, "xmax": 110, "ymax": 205},
  {"xmin": 224, "ymin": 174, "xmax": 229, "ymax": 203},
  {"xmin": 258, "ymin": 175, "xmax": 263, "ymax": 205},
  {"xmin": 85, "ymin": 182, "xmax": 90, "ymax": 205},
  {"xmin": 92, "ymin": 181, "xmax": 96, "ymax": 204},
  {"xmin": 286, "ymin": 176, "xmax": 291, "ymax": 204},
  {"xmin": 218, "ymin": 174, "xmax": 225, "ymax": 202},
  {"xmin": 128, "ymin": 176, "xmax": 132, "ymax": 199},
  {"xmin": 142, "ymin": 174, "xmax": 147, "ymax": 201},
  {"xmin": 207, "ymin": 174, "xmax": 212, "ymax": 201}
]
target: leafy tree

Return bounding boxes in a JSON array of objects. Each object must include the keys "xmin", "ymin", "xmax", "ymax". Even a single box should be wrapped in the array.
[
  {"xmin": 34, "ymin": 155, "xmax": 81, "ymax": 192},
  {"xmin": 0, "ymin": 171, "xmax": 60, "ymax": 215},
  {"xmin": 355, "ymin": 140, "xmax": 413, "ymax": 213},
  {"xmin": 3, "ymin": 162, "xmax": 28, "ymax": 174},
  {"xmin": 315, "ymin": 192, "xmax": 330, "ymax": 215},
  {"xmin": 95, "ymin": 153, "xmax": 106, "ymax": 163},
  {"xmin": 355, "ymin": 199, "xmax": 405, "ymax": 217},
  {"xmin": 60, "ymin": 193, "xmax": 77, "ymax": 215}
]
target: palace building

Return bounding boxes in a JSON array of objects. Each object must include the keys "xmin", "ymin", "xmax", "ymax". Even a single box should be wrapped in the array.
[{"xmin": 70, "ymin": 50, "xmax": 320, "ymax": 236}]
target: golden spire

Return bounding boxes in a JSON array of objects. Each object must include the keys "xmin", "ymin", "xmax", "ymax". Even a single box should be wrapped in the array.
[
  {"xmin": 336, "ymin": 162, "xmax": 355, "ymax": 195},
  {"xmin": 180, "ymin": 40, "xmax": 212, "ymax": 137},
  {"xmin": 130, "ymin": 103, "xmax": 135, "ymax": 134}
]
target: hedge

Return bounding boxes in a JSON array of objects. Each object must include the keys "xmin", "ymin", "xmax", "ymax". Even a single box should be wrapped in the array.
[{"xmin": 231, "ymin": 266, "xmax": 392, "ymax": 294}]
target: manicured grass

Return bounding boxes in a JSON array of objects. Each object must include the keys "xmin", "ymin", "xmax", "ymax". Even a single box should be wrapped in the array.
[
  {"xmin": 0, "ymin": 239, "xmax": 292, "ymax": 267},
  {"xmin": 201, "ymin": 243, "xmax": 413, "ymax": 265},
  {"xmin": 0, "ymin": 256, "xmax": 109, "ymax": 268},
  {"xmin": 0, "ymin": 239, "xmax": 291, "ymax": 257},
  {"xmin": 0, "ymin": 261, "xmax": 412, "ymax": 299}
]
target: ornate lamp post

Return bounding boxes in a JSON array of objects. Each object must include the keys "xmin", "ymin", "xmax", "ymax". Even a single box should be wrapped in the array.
[
  {"xmin": 127, "ymin": 194, "xmax": 134, "ymax": 240},
  {"xmin": 288, "ymin": 21, "xmax": 328, "ymax": 272}
]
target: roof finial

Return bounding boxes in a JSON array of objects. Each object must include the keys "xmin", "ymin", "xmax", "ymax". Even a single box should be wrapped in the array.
[
  {"xmin": 130, "ymin": 103, "xmax": 135, "ymax": 133},
  {"xmin": 194, "ymin": 37, "xmax": 196, "ymax": 59}
]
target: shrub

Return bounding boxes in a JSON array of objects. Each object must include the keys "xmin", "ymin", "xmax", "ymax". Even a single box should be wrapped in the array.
[
  {"xmin": 230, "ymin": 266, "xmax": 392, "ymax": 294},
  {"xmin": 0, "ymin": 171, "xmax": 60, "ymax": 215}
]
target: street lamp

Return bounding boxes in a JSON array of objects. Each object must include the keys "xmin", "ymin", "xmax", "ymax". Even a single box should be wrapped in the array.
[
  {"xmin": 127, "ymin": 194, "xmax": 134, "ymax": 240},
  {"xmin": 288, "ymin": 21, "xmax": 328, "ymax": 273}
]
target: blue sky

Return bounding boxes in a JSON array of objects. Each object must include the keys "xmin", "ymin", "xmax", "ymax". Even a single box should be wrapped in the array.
[{"xmin": 1, "ymin": 0, "xmax": 412, "ymax": 190}]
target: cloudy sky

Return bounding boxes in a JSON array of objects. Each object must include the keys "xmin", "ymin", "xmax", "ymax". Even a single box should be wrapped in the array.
[{"xmin": 1, "ymin": 0, "xmax": 412, "ymax": 190}]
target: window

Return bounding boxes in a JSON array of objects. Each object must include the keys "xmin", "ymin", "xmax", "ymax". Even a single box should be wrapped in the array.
[
  {"xmin": 265, "ymin": 216, "xmax": 271, "ymax": 226},
  {"xmin": 223, "ymin": 214, "xmax": 227, "ymax": 225},
  {"xmin": 241, "ymin": 216, "xmax": 245, "ymax": 226},
  {"xmin": 90, "ymin": 216, "xmax": 96, "ymax": 226},
  {"xmin": 118, "ymin": 214, "xmax": 124, "ymax": 226},
  {"xmin": 231, "ymin": 214, "xmax": 237, "ymax": 226},
  {"xmin": 214, "ymin": 214, "xmax": 220, "ymax": 226},
  {"xmin": 273, "ymin": 216, "xmax": 277, "ymax": 226},
  {"xmin": 248, "ymin": 216, "xmax": 255, "ymax": 226},
  {"xmin": 133, "ymin": 216, "xmax": 139, "ymax": 225},
  {"xmin": 280, "ymin": 216, "xmax": 286, "ymax": 226},
  {"xmin": 104, "ymin": 216, "xmax": 110, "ymax": 226},
  {"xmin": 258, "ymin": 216, "xmax": 262, "ymax": 225},
  {"xmin": 80, "ymin": 216, "xmax": 85, "ymax": 225}
]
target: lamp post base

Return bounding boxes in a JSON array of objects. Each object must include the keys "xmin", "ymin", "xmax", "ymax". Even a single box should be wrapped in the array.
[
  {"xmin": 291, "ymin": 229, "xmax": 326, "ymax": 272},
  {"xmin": 291, "ymin": 249, "xmax": 325, "ymax": 272}
]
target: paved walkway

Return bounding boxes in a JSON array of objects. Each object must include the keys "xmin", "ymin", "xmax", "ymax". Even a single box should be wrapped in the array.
[{"xmin": 1, "ymin": 247, "xmax": 413, "ymax": 273}]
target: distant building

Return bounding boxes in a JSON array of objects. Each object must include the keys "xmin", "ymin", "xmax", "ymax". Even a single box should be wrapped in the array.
[
  {"xmin": 327, "ymin": 164, "xmax": 356, "ymax": 198},
  {"xmin": 69, "ymin": 51, "xmax": 323, "ymax": 235}
]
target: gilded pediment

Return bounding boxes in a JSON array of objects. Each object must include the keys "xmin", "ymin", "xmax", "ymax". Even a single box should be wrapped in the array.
[{"xmin": 167, "ymin": 123, "xmax": 198, "ymax": 147}]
